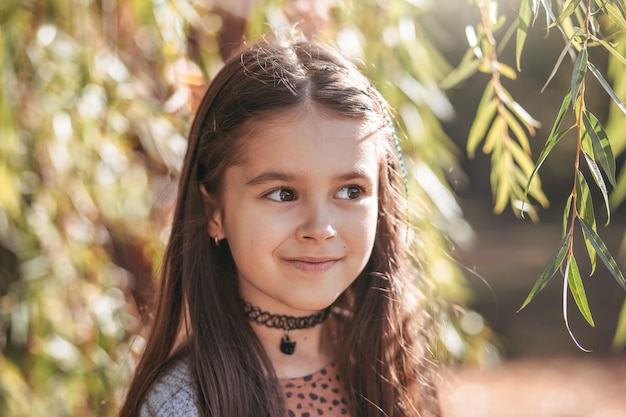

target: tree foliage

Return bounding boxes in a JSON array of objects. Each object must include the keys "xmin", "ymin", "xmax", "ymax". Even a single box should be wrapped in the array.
[
  {"xmin": 443, "ymin": 0, "xmax": 626, "ymax": 350},
  {"xmin": 0, "ymin": 0, "xmax": 625, "ymax": 415}
]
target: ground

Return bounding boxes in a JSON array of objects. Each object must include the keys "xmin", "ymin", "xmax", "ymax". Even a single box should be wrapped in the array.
[{"xmin": 441, "ymin": 356, "xmax": 626, "ymax": 417}]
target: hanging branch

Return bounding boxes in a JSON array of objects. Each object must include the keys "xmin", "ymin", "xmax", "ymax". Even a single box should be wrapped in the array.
[{"xmin": 444, "ymin": 0, "xmax": 626, "ymax": 347}]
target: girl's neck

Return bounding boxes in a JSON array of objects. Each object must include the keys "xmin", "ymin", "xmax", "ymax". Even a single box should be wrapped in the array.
[{"xmin": 251, "ymin": 318, "xmax": 336, "ymax": 379}]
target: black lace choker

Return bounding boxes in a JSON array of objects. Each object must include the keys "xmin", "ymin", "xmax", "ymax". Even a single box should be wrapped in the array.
[{"xmin": 242, "ymin": 301, "xmax": 331, "ymax": 355}]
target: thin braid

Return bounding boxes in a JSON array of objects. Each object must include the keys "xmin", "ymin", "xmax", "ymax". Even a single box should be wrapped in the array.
[{"xmin": 371, "ymin": 86, "xmax": 409, "ymax": 196}]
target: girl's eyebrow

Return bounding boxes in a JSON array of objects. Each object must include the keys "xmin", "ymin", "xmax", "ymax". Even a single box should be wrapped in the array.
[
  {"xmin": 245, "ymin": 171, "xmax": 300, "ymax": 186},
  {"xmin": 337, "ymin": 170, "xmax": 375, "ymax": 182},
  {"xmin": 246, "ymin": 170, "xmax": 375, "ymax": 186}
]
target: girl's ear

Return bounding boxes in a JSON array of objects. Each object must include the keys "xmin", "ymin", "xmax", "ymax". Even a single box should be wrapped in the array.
[{"xmin": 199, "ymin": 185, "xmax": 224, "ymax": 239}]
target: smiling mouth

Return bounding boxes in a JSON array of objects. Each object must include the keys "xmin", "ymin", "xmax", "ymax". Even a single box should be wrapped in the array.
[{"xmin": 283, "ymin": 257, "xmax": 341, "ymax": 274}]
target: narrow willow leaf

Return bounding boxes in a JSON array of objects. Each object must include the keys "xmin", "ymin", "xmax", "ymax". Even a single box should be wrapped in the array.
[
  {"xmin": 482, "ymin": 115, "xmax": 505, "ymax": 154},
  {"xmin": 518, "ymin": 234, "xmax": 570, "ymax": 311},
  {"xmin": 594, "ymin": 36, "xmax": 626, "ymax": 70},
  {"xmin": 525, "ymin": 180, "xmax": 550, "ymax": 209},
  {"xmin": 521, "ymin": 91, "xmax": 572, "ymax": 208},
  {"xmin": 608, "ymin": 164, "xmax": 626, "ymax": 209},
  {"xmin": 582, "ymin": 151, "xmax": 610, "ymax": 225},
  {"xmin": 541, "ymin": 0, "xmax": 552, "ymax": 28},
  {"xmin": 563, "ymin": 194, "xmax": 573, "ymax": 236},
  {"xmin": 513, "ymin": 166, "xmax": 549, "ymax": 210},
  {"xmin": 493, "ymin": 152, "xmax": 511, "ymax": 214},
  {"xmin": 540, "ymin": 0, "xmax": 555, "ymax": 19},
  {"xmin": 551, "ymin": 0, "xmax": 582, "ymax": 27},
  {"xmin": 467, "ymin": 87, "xmax": 497, "ymax": 157},
  {"xmin": 517, "ymin": 0, "xmax": 533, "ymax": 71},
  {"xmin": 566, "ymin": 255, "xmax": 595, "ymax": 326},
  {"xmin": 508, "ymin": 139, "xmax": 535, "ymax": 176},
  {"xmin": 562, "ymin": 261, "xmax": 593, "ymax": 352},
  {"xmin": 542, "ymin": 1, "xmax": 577, "ymax": 59},
  {"xmin": 581, "ymin": 123, "xmax": 594, "ymax": 157},
  {"xmin": 587, "ymin": 61, "xmax": 626, "ymax": 115},
  {"xmin": 549, "ymin": 90, "xmax": 572, "ymax": 139},
  {"xmin": 575, "ymin": 170, "xmax": 596, "ymax": 229},
  {"xmin": 496, "ymin": 62, "xmax": 518, "ymax": 80},
  {"xmin": 531, "ymin": 0, "xmax": 540, "ymax": 16},
  {"xmin": 501, "ymin": 109, "xmax": 532, "ymax": 154},
  {"xmin": 575, "ymin": 170, "xmax": 597, "ymax": 274},
  {"xmin": 603, "ymin": 3, "xmax": 626, "ymax": 31},
  {"xmin": 440, "ymin": 57, "xmax": 481, "ymax": 90},
  {"xmin": 512, "ymin": 166, "xmax": 529, "ymax": 197},
  {"xmin": 511, "ymin": 100, "xmax": 541, "ymax": 130},
  {"xmin": 611, "ymin": 299, "xmax": 626, "ymax": 351},
  {"xmin": 489, "ymin": 148, "xmax": 502, "ymax": 197},
  {"xmin": 578, "ymin": 218, "xmax": 626, "ymax": 292},
  {"xmin": 521, "ymin": 126, "xmax": 573, "ymax": 212},
  {"xmin": 497, "ymin": 87, "xmax": 541, "ymax": 130},
  {"xmin": 582, "ymin": 110, "xmax": 617, "ymax": 187},
  {"xmin": 571, "ymin": 48, "xmax": 587, "ymax": 108},
  {"xmin": 541, "ymin": 31, "xmax": 579, "ymax": 92}
]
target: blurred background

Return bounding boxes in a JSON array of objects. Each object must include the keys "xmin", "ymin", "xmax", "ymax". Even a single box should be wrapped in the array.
[{"xmin": 0, "ymin": 0, "xmax": 625, "ymax": 416}]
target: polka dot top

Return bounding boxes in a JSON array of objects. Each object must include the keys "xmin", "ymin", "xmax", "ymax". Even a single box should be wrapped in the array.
[
  {"xmin": 280, "ymin": 362, "xmax": 352, "ymax": 417},
  {"xmin": 139, "ymin": 359, "xmax": 352, "ymax": 417}
]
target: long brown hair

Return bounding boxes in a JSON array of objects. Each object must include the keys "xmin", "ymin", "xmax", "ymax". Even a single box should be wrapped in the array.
[{"xmin": 120, "ymin": 37, "xmax": 440, "ymax": 417}]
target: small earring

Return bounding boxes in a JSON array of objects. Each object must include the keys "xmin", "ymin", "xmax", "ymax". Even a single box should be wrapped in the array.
[{"xmin": 214, "ymin": 236, "xmax": 220, "ymax": 246}]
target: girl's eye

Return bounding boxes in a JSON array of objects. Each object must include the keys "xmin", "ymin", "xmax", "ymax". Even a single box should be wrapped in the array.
[
  {"xmin": 336, "ymin": 185, "xmax": 364, "ymax": 200},
  {"xmin": 265, "ymin": 188, "xmax": 297, "ymax": 202}
]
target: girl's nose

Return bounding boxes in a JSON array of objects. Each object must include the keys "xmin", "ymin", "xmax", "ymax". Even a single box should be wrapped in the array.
[{"xmin": 296, "ymin": 202, "xmax": 337, "ymax": 242}]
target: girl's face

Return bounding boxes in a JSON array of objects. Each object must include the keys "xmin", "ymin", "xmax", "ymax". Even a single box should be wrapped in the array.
[{"xmin": 209, "ymin": 107, "xmax": 381, "ymax": 315}]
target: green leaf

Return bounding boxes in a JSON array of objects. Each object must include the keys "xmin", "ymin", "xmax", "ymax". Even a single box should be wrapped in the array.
[
  {"xmin": 541, "ymin": 31, "xmax": 579, "ymax": 92},
  {"xmin": 608, "ymin": 162, "xmax": 626, "ymax": 209},
  {"xmin": 563, "ymin": 194, "xmax": 573, "ymax": 236},
  {"xmin": 582, "ymin": 110, "xmax": 617, "ymax": 187},
  {"xmin": 582, "ymin": 151, "xmax": 610, "ymax": 225},
  {"xmin": 602, "ymin": 3, "xmax": 626, "ymax": 31},
  {"xmin": 467, "ymin": 85, "xmax": 497, "ymax": 157},
  {"xmin": 495, "ymin": 62, "xmax": 518, "ymax": 80},
  {"xmin": 518, "ymin": 234, "xmax": 570, "ymax": 311},
  {"xmin": 571, "ymin": 48, "xmax": 587, "ymax": 108},
  {"xmin": 482, "ymin": 110, "xmax": 505, "ymax": 155},
  {"xmin": 575, "ymin": 170, "xmax": 597, "ymax": 274},
  {"xmin": 440, "ymin": 56, "xmax": 481, "ymax": 90},
  {"xmin": 578, "ymin": 218, "xmax": 626, "ymax": 292},
  {"xmin": 611, "ymin": 298, "xmax": 626, "ymax": 351},
  {"xmin": 492, "ymin": 147, "xmax": 511, "ymax": 214},
  {"xmin": 501, "ymin": 108, "xmax": 532, "ymax": 154},
  {"xmin": 551, "ymin": 0, "xmax": 582, "ymax": 27},
  {"xmin": 521, "ymin": 122, "xmax": 573, "ymax": 212},
  {"xmin": 566, "ymin": 255, "xmax": 595, "ymax": 326},
  {"xmin": 516, "ymin": 0, "xmax": 533, "ymax": 71},
  {"xmin": 497, "ymin": 87, "xmax": 541, "ymax": 130},
  {"xmin": 508, "ymin": 138, "xmax": 535, "ymax": 176},
  {"xmin": 562, "ymin": 259, "xmax": 593, "ymax": 352},
  {"xmin": 592, "ymin": 36, "xmax": 626, "ymax": 67},
  {"xmin": 587, "ymin": 61, "xmax": 626, "ymax": 115},
  {"xmin": 548, "ymin": 90, "xmax": 572, "ymax": 140}
]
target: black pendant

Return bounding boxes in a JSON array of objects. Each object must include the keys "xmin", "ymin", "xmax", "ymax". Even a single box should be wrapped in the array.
[{"xmin": 280, "ymin": 333, "xmax": 296, "ymax": 355}]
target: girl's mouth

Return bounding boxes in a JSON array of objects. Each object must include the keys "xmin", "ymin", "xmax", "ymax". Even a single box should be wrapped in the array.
[{"xmin": 283, "ymin": 257, "xmax": 342, "ymax": 274}]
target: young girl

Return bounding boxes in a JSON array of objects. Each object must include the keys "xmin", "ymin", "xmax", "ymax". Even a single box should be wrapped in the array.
[{"xmin": 119, "ymin": 37, "xmax": 440, "ymax": 417}]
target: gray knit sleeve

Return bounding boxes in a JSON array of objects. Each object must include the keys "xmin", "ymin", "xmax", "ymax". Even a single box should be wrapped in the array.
[{"xmin": 139, "ymin": 360, "xmax": 200, "ymax": 417}]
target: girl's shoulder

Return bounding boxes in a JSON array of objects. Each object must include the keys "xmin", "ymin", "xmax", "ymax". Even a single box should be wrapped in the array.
[{"xmin": 139, "ymin": 359, "xmax": 199, "ymax": 417}]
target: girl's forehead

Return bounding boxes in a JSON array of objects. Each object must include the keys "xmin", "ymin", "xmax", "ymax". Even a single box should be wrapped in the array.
[
  {"xmin": 228, "ymin": 113, "xmax": 384, "ymax": 191},
  {"xmin": 237, "ymin": 106, "xmax": 386, "ymax": 160}
]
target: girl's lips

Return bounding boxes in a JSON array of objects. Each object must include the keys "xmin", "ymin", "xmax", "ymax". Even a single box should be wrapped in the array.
[{"xmin": 283, "ymin": 257, "xmax": 342, "ymax": 274}]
